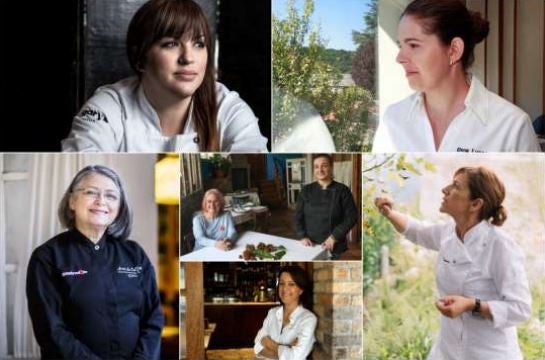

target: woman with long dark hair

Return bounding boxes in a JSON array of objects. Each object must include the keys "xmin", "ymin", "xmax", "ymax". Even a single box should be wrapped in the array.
[
  {"xmin": 63, "ymin": 0, "xmax": 267, "ymax": 152},
  {"xmin": 254, "ymin": 265, "xmax": 317, "ymax": 359}
]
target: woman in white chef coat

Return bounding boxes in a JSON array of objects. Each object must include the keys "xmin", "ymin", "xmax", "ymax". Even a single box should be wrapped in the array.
[
  {"xmin": 372, "ymin": 0, "xmax": 540, "ymax": 152},
  {"xmin": 254, "ymin": 265, "xmax": 317, "ymax": 360},
  {"xmin": 62, "ymin": 0, "xmax": 267, "ymax": 152},
  {"xmin": 375, "ymin": 166, "xmax": 531, "ymax": 360}
]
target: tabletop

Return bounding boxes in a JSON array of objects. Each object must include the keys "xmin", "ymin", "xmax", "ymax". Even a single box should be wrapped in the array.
[{"xmin": 180, "ymin": 231, "xmax": 328, "ymax": 261}]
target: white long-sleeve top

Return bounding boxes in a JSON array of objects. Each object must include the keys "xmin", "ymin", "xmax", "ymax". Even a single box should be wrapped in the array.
[
  {"xmin": 372, "ymin": 76, "xmax": 540, "ymax": 152},
  {"xmin": 403, "ymin": 217, "xmax": 532, "ymax": 360},
  {"xmin": 254, "ymin": 305, "xmax": 317, "ymax": 360},
  {"xmin": 62, "ymin": 77, "xmax": 268, "ymax": 152},
  {"xmin": 192, "ymin": 212, "xmax": 237, "ymax": 251}
]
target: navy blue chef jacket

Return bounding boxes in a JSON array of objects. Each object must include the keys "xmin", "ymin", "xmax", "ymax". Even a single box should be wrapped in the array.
[{"xmin": 26, "ymin": 229, "xmax": 164, "ymax": 359}]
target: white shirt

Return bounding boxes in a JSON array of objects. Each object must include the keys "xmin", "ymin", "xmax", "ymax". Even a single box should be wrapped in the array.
[
  {"xmin": 373, "ymin": 77, "xmax": 540, "ymax": 152},
  {"xmin": 61, "ymin": 77, "xmax": 268, "ymax": 152},
  {"xmin": 254, "ymin": 305, "xmax": 317, "ymax": 360},
  {"xmin": 403, "ymin": 218, "xmax": 531, "ymax": 360}
]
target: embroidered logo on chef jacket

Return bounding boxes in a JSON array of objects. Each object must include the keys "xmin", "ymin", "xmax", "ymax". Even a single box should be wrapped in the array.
[
  {"xmin": 61, "ymin": 269, "xmax": 88, "ymax": 277},
  {"xmin": 117, "ymin": 266, "xmax": 143, "ymax": 278},
  {"xmin": 79, "ymin": 107, "xmax": 109, "ymax": 124},
  {"xmin": 456, "ymin": 147, "xmax": 485, "ymax": 153}
]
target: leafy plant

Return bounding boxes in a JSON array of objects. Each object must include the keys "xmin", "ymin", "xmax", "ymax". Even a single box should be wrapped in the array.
[
  {"xmin": 273, "ymin": 0, "xmax": 375, "ymax": 151},
  {"xmin": 363, "ymin": 154, "xmax": 436, "ymax": 293},
  {"xmin": 208, "ymin": 154, "xmax": 231, "ymax": 173}
]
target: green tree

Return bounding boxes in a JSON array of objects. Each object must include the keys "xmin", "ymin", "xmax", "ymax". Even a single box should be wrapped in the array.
[
  {"xmin": 273, "ymin": 0, "xmax": 374, "ymax": 151},
  {"xmin": 352, "ymin": 0, "xmax": 377, "ymax": 93},
  {"xmin": 363, "ymin": 154, "xmax": 436, "ymax": 293}
]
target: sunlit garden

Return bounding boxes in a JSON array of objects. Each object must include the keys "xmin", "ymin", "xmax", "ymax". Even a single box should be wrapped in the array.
[
  {"xmin": 273, "ymin": 0, "xmax": 377, "ymax": 151},
  {"xmin": 363, "ymin": 154, "xmax": 545, "ymax": 359}
]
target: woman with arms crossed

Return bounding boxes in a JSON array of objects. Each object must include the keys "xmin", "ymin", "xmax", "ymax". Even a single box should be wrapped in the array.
[
  {"xmin": 63, "ymin": 0, "xmax": 267, "ymax": 152},
  {"xmin": 373, "ymin": 0, "xmax": 540, "ymax": 152},
  {"xmin": 26, "ymin": 165, "xmax": 163, "ymax": 359},
  {"xmin": 254, "ymin": 265, "xmax": 317, "ymax": 360},
  {"xmin": 375, "ymin": 166, "xmax": 531, "ymax": 359}
]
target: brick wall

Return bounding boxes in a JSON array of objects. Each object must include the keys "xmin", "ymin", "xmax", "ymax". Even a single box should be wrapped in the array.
[{"xmin": 313, "ymin": 262, "xmax": 363, "ymax": 359}]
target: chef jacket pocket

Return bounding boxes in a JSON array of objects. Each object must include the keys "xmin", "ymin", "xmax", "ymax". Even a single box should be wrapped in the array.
[{"xmin": 436, "ymin": 254, "xmax": 472, "ymax": 295}]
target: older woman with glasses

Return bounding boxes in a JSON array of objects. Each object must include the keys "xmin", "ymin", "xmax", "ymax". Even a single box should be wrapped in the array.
[
  {"xmin": 192, "ymin": 188, "xmax": 237, "ymax": 251},
  {"xmin": 26, "ymin": 165, "xmax": 164, "ymax": 360}
]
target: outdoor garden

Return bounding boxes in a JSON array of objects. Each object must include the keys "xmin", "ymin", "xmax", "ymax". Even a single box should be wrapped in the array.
[
  {"xmin": 273, "ymin": 0, "xmax": 377, "ymax": 151},
  {"xmin": 363, "ymin": 154, "xmax": 545, "ymax": 359}
]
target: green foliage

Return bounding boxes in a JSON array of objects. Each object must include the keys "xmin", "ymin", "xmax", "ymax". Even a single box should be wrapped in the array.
[
  {"xmin": 363, "ymin": 154, "xmax": 437, "ymax": 293},
  {"xmin": 208, "ymin": 154, "xmax": 231, "ymax": 173},
  {"xmin": 353, "ymin": 0, "xmax": 377, "ymax": 45},
  {"xmin": 273, "ymin": 0, "xmax": 375, "ymax": 152},
  {"xmin": 363, "ymin": 155, "xmax": 545, "ymax": 358},
  {"xmin": 518, "ymin": 284, "xmax": 545, "ymax": 358},
  {"xmin": 321, "ymin": 48, "xmax": 355, "ymax": 73},
  {"xmin": 364, "ymin": 246, "xmax": 437, "ymax": 359}
]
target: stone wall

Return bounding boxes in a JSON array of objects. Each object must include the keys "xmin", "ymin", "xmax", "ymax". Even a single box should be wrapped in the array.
[{"xmin": 313, "ymin": 262, "xmax": 363, "ymax": 359}]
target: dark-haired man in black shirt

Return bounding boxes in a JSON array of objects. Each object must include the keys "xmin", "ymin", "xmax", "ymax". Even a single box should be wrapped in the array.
[{"xmin": 295, "ymin": 154, "xmax": 358, "ymax": 259}]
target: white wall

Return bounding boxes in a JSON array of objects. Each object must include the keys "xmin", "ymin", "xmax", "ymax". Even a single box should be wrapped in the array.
[{"xmin": 378, "ymin": 0, "xmax": 412, "ymax": 120}]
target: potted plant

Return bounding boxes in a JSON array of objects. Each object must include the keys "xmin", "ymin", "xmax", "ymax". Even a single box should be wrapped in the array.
[{"xmin": 209, "ymin": 154, "xmax": 231, "ymax": 178}]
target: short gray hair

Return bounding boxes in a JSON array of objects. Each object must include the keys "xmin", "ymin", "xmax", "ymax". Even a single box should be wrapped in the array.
[{"xmin": 58, "ymin": 165, "xmax": 133, "ymax": 240}]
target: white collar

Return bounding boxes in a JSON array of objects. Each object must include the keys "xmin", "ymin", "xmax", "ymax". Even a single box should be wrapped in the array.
[
  {"xmin": 137, "ymin": 83, "xmax": 195, "ymax": 134},
  {"xmin": 410, "ymin": 75, "xmax": 489, "ymax": 126},
  {"xmin": 275, "ymin": 305, "xmax": 304, "ymax": 322},
  {"xmin": 463, "ymin": 76, "xmax": 488, "ymax": 126}
]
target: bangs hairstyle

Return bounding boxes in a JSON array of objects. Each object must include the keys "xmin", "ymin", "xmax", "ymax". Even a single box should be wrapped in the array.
[
  {"xmin": 58, "ymin": 165, "xmax": 133, "ymax": 240},
  {"xmin": 127, "ymin": 0, "xmax": 218, "ymax": 151}
]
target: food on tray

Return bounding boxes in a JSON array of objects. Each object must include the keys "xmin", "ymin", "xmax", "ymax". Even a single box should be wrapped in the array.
[{"xmin": 239, "ymin": 243, "xmax": 287, "ymax": 260}]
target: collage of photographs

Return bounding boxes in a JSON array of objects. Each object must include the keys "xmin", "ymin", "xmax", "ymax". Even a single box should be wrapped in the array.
[{"xmin": 0, "ymin": 0, "xmax": 544, "ymax": 360}]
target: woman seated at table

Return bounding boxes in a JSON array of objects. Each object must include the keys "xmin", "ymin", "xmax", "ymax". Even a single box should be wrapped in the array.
[
  {"xmin": 254, "ymin": 265, "xmax": 317, "ymax": 360},
  {"xmin": 192, "ymin": 188, "xmax": 237, "ymax": 251}
]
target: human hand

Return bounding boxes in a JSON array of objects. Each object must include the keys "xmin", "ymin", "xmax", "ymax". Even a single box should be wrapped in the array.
[
  {"xmin": 289, "ymin": 337, "xmax": 299, "ymax": 347},
  {"xmin": 215, "ymin": 239, "xmax": 230, "ymax": 251},
  {"xmin": 300, "ymin": 238, "xmax": 313, "ymax": 247},
  {"xmin": 261, "ymin": 335, "xmax": 278, "ymax": 351},
  {"xmin": 374, "ymin": 196, "xmax": 394, "ymax": 217},
  {"xmin": 435, "ymin": 295, "xmax": 474, "ymax": 318},
  {"xmin": 222, "ymin": 239, "xmax": 233, "ymax": 250},
  {"xmin": 322, "ymin": 236, "xmax": 335, "ymax": 251}
]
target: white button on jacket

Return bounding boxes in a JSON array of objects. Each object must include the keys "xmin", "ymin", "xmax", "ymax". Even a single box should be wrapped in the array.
[
  {"xmin": 62, "ymin": 77, "xmax": 268, "ymax": 152},
  {"xmin": 403, "ymin": 218, "xmax": 531, "ymax": 360},
  {"xmin": 254, "ymin": 305, "xmax": 317, "ymax": 360},
  {"xmin": 373, "ymin": 77, "xmax": 540, "ymax": 153}
]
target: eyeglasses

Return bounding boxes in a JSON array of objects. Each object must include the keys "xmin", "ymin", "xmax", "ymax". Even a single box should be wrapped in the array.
[{"xmin": 74, "ymin": 188, "xmax": 120, "ymax": 203}]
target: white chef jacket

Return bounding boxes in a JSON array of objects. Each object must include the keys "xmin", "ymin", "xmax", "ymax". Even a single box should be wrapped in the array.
[
  {"xmin": 61, "ymin": 77, "xmax": 268, "ymax": 152},
  {"xmin": 372, "ymin": 77, "xmax": 540, "ymax": 152},
  {"xmin": 254, "ymin": 305, "xmax": 317, "ymax": 360},
  {"xmin": 403, "ymin": 217, "xmax": 531, "ymax": 360}
]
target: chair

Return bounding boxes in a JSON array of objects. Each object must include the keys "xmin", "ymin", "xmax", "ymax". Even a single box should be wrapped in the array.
[{"xmin": 181, "ymin": 233, "xmax": 195, "ymax": 256}]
